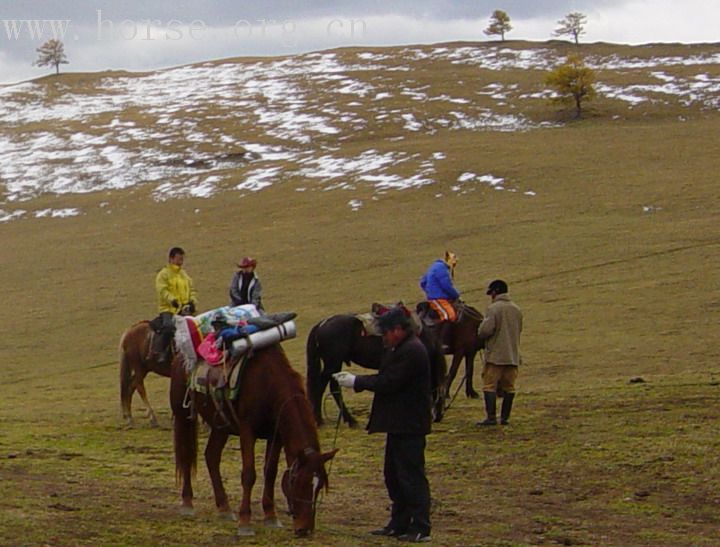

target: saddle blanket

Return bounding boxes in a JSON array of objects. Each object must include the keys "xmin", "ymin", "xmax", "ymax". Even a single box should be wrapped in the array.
[{"xmin": 189, "ymin": 359, "xmax": 244, "ymax": 401}]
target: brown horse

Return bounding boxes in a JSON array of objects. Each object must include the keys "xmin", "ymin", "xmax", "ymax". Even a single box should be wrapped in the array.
[
  {"xmin": 170, "ymin": 344, "xmax": 338, "ymax": 538},
  {"xmin": 442, "ymin": 304, "xmax": 485, "ymax": 404},
  {"xmin": 119, "ymin": 321, "xmax": 171, "ymax": 427}
]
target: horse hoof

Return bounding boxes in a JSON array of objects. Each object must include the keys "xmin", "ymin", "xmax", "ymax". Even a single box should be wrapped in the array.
[
  {"xmin": 236, "ymin": 525, "xmax": 255, "ymax": 537},
  {"xmin": 468, "ymin": 392, "xmax": 480, "ymax": 399},
  {"xmin": 219, "ymin": 511, "xmax": 237, "ymax": 521},
  {"xmin": 179, "ymin": 505, "xmax": 195, "ymax": 517},
  {"xmin": 264, "ymin": 517, "xmax": 284, "ymax": 529}
]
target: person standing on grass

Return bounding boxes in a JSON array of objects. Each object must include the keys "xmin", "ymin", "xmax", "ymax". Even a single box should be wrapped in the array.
[
  {"xmin": 333, "ymin": 306, "xmax": 432, "ymax": 543},
  {"xmin": 151, "ymin": 246, "xmax": 197, "ymax": 362},
  {"xmin": 477, "ymin": 279, "xmax": 523, "ymax": 426}
]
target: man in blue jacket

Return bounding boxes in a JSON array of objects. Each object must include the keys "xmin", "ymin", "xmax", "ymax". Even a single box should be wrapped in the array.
[
  {"xmin": 420, "ymin": 251, "xmax": 460, "ymax": 351},
  {"xmin": 333, "ymin": 306, "xmax": 432, "ymax": 543},
  {"xmin": 420, "ymin": 251, "xmax": 460, "ymax": 322}
]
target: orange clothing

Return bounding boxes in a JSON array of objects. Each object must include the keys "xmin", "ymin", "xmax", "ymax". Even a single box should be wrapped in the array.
[{"xmin": 428, "ymin": 299, "xmax": 457, "ymax": 322}]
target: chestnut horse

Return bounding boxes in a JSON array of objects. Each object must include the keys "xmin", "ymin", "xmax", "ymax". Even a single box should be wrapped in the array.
[
  {"xmin": 119, "ymin": 321, "xmax": 171, "ymax": 427},
  {"xmin": 306, "ymin": 314, "xmax": 447, "ymax": 428},
  {"xmin": 170, "ymin": 344, "xmax": 338, "ymax": 538},
  {"xmin": 440, "ymin": 303, "xmax": 485, "ymax": 404}
]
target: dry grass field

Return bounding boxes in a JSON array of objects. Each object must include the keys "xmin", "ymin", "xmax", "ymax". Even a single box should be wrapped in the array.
[{"xmin": 1, "ymin": 40, "xmax": 719, "ymax": 545}]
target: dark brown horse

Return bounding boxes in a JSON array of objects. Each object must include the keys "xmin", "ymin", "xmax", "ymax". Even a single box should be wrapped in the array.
[
  {"xmin": 171, "ymin": 344, "xmax": 338, "ymax": 538},
  {"xmin": 306, "ymin": 313, "xmax": 447, "ymax": 428},
  {"xmin": 441, "ymin": 304, "xmax": 485, "ymax": 404},
  {"xmin": 119, "ymin": 321, "xmax": 171, "ymax": 427}
]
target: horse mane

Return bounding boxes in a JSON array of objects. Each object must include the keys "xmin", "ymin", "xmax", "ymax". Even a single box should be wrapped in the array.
[
  {"xmin": 119, "ymin": 320, "xmax": 150, "ymax": 346},
  {"xmin": 256, "ymin": 346, "xmax": 321, "ymax": 454}
]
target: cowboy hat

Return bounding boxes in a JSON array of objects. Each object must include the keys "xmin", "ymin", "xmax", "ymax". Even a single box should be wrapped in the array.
[{"xmin": 237, "ymin": 256, "xmax": 257, "ymax": 268}]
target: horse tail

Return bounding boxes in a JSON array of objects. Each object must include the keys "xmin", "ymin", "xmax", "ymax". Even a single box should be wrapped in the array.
[
  {"xmin": 306, "ymin": 322, "xmax": 323, "ymax": 417},
  {"xmin": 173, "ymin": 414, "xmax": 198, "ymax": 485},
  {"xmin": 119, "ymin": 328, "xmax": 134, "ymax": 420},
  {"xmin": 172, "ymin": 381, "xmax": 198, "ymax": 485}
]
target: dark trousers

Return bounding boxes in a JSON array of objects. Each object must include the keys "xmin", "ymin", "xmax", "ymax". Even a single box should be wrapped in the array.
[
  {"xmin": 384, "ymin": 433, "xmax": 431, "ymax": 535},
  {"xmin": 152, "ymin": 312, "xmax": 176, "ymax": 354}
]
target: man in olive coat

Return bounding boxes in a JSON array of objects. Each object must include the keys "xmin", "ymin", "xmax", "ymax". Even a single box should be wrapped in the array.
[
  {"xmin": 477, "ymin": 279, "xmax": 523, "ymax": 426},
  {"xmin": 333, "ymin": 306, "xmax": 432, "ymax": 543}
]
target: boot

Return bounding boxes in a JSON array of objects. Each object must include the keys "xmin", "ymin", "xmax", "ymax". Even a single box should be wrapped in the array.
[
  {"xmin": 500, "ymin": 392, "xmax": 515, "ymax": 425},
  {"xmin": 153, "ymin": 330, "xmax": 173, "ymax": 363},
  {"xmin": 478, "ymin": 392, "xmax": 497, "ymax": 425}
]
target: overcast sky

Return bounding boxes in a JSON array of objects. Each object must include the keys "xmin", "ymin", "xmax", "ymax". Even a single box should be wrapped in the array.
[{"xmin": 1, "ymin": 1, "xmax": 718, "ymax": 84}]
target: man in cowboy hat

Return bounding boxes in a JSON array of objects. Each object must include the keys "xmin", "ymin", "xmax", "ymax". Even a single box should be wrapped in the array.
[
  {"xmin": 477, "ymin": 279, "xmax": 523, "ymax": 426},
  {"xmin": 333, "ymin": 306, "xmax": 433, "ymax": 543},
  {"xmin": 228, "ymin": 256, "xmax": 264, "ymax": 311}
]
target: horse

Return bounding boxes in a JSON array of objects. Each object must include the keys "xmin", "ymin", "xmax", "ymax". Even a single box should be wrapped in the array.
[
  {"xmin": 119, "ymin": 321, "xmax": 171, "ymax": 427},
  {"xmin": 439, "ymin": 303, "xmax": 485, "ymax": 405},
  {"xmin": 170, "ymin": 343, "xmax": 338, "ymax": 538},
  {"xmin": 306, "ymin": 313, "xmax": 447, "ymax": 428}
]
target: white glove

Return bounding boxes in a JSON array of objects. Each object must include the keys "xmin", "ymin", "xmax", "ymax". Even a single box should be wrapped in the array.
[{"xmin": 332, "ymin": 371, "xmax": 356, "ymax": 388}]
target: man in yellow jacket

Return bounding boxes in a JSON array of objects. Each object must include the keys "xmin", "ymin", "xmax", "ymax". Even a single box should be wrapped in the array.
[{"xmin": 152, "ymin": 247, "xmax": 198, "ymax": 362}]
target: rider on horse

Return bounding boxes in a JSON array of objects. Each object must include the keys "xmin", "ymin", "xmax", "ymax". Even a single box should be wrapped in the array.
[
  {"xmin": 151, "ymin": 246, "xmax": 198, "ymax": 362},
  {"xmin": 419, "ymin": 251, "xmax": 460, "ymax": 350}
]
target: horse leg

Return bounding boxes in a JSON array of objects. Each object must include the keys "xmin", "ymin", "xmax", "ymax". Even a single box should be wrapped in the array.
[
  {"xmin": 261, "ymin": 438, "xmax": 283, "ymax": 528},
  {"xmin": 465, "ymin": 351, "xmax": 480, "ymax": 398},
  {"xmin": 310, "ymin": 366, "xmax": 332, "ymax": 426},
  {"xmin": 121, "ymin": 384, "xmax": 135, "ymax": 427},
  {"xmin": 431, "ymin": 348, "xmax": 447, "ymax": 423},
  {"xmin": 205, "ymin": 428, "xmax": 234, "ymax": 520},
  {"xmin": 329, "ymin": 376, "xmax": 359, "ymax": 428},
  {"xmin": 237, "ymin": 429, "xmax": 257, "ymax": 536},
  {"xmin": 133, "ymin": 374, "xmax": 159, "ymax": 427},
  {"xmin": 445, "ymin": 352, "xmax": 463, "ymax": 404}
]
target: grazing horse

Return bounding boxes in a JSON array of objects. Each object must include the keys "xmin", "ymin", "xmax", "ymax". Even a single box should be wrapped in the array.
[
  {"xmin": 306, "ymin": 314, "xmax": 447, "ymax": 428},
  {"xmin": 171, "ymin": 344, "xmax": 338, "ymax": 538},
  {"xmin": 119, "ymin": 321, "xmax": 171, "ymax": 427},
  {"xmin": 440, "ymin": 304, "xmax": 485, "ymax": 403}
]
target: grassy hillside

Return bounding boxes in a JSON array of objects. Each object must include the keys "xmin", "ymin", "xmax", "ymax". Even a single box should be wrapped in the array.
[{"xmin": 0, "ymin": 41, "xmax": 719, "ymax": 545}]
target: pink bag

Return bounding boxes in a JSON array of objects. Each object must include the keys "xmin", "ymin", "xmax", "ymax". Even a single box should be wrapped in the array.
[{"xmin": 196, "ymin": 332, "xmax": 223, "ymax": 365}]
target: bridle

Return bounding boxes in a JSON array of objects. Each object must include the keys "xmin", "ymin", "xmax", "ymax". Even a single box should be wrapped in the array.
[{"xmin": 283, "ymin": 447, "xmax": 325, "ymax": 518}]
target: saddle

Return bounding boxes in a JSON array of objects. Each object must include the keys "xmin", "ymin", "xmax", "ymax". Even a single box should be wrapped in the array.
[
  {"xmin": 416, "ymin": 300, "xmax": 466, "ymax": 326},
  {"xmin": 357, "ymin": 302, "xmax": 422, "ymax": 336},
  {"xmin": 190, "ymin": 355, "xmax": 245, "ymax": 401}
]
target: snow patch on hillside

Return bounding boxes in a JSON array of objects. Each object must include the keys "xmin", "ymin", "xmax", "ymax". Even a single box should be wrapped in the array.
[{"xmin": 0, "ymin": 44, "xmax": 718, "ymax": 220}]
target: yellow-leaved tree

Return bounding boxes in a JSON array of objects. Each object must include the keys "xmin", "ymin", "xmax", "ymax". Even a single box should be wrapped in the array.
[{"xmin": 544, "ymin": 54, "xmax": 597, "ymax": 119}]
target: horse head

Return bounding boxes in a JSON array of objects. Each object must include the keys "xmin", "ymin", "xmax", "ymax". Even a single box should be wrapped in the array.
[{"xmin": 281, "ymin": 447, "xmax": 339, "ymax": 537}]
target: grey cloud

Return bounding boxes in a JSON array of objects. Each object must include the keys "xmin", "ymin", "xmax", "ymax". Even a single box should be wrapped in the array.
[{"xmin": 0, "ymin": 1, "xmax": 628, "ymax": 25}]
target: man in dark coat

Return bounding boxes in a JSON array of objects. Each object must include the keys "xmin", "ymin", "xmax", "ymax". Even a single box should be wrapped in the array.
[{"xmin": 333, "ymin": 306, "xmax": 432, "ymax": 543}]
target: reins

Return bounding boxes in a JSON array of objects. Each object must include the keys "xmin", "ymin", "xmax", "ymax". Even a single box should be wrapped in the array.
[
  {"xmin": 265, "ymin": 392, "xmax": 326, "ymax": 517},
  {"xmin": 443, "ymin": 372, "xmax": 468, "ymax": 412}
]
